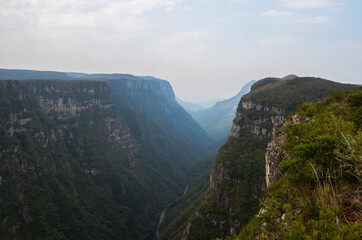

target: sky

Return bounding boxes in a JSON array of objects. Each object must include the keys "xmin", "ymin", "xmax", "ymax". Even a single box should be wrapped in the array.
[{"xmin": 0, "ymin": 0, "xmax": 361, "ymax": 101}]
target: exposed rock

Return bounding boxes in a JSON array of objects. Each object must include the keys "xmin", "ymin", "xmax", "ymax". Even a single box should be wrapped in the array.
[
  {"xmin": 85, "ymin": 168, "xmax": 104, "ymax": 176},
  {"xmin": 231, "ymin": 100, "xmax": 286, "ymax": 141},
  {"xmin": 18, "ymin": 118, "xmax": 31, "ymax": 125},
  {"xmin": 230, "ymin": 123, "xmax": 241, "ymax": 138},
  {"xmin": 241, "ymin": 100, "xmax": 285, "ymax": 115},
  {"xmin": 37, "ymin": 96, "xmax": 111, "ymax": 120},
  {"xmin": 209, "ymin": 163, "xmax": 229, "ymax": 193},
  {"xmin": 265, "ymin": 115, "xmax": 309, "ymax": 188},
  {"xmin": 265, "ymin": 130, "xmax": 287, "ymax": 188}
]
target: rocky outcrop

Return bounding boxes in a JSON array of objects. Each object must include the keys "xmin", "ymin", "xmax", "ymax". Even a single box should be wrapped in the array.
[
  {"xmin": 231, "ymin": 100, "xmax": 286, "ymax": 141},
  {"xmin": 241, "ymin": 100, "xmax": 285, "ymax": 115},
  {"xmin": 23, "ymin": 80, "xmax": 144, "ymax": 169},
  {"xmin": 36, "ymin": 97, "xmax": 112, "ymax": 120},
  {"xmin": 26, "ymin": 80, "xmax": 112, "ymax": 119},
  {"xmin": 209, "ymin": 163, "xmax": 229, "ymax": 193},
  {"xmin": 265, "ymin": 115, "xmax": 309, "ymax": 188},
  {"xmin": 265, "ymin": 131, "xmax": 287, "ymax": 188}
]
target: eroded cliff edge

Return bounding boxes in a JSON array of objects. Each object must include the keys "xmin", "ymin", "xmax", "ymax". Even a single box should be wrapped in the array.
[{"xmin": 181, "ymin": 76, "xmax": 358, "ymax": 240}]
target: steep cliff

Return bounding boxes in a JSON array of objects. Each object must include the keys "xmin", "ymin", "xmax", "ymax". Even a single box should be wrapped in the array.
[
  {"xmin": 29, "ymin": 79, "xmax": 192, "ymax": 237},
  {"xmin": 181, "ymin": 76, "xmax": 358, "ymax": 240},
  {"xmin": 230, "ymin": 100, "xmax": 285, "ymax": 141},
  {"xmin": 0, "ymin": 69, "xmax": 211, "ymax": 167},
  {"xmin": 0, "ymin": 72, "xmax": 210, "ymax": 239},
  {"xmin": 0, "ymin": 80, "xmax": 133, "ymax": 239},
  {"xmin": 265, "ymin": 129, "xmax": 286, "ymax": 188},
  {"xmin": 238, "ymin": 88, "xmax": 361, "ymax": 239}
]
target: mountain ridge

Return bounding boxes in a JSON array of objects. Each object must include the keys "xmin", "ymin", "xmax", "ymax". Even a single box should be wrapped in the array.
[{"xmin": 179, "ymin": 76, "xmax": 358, "ymax": 240}]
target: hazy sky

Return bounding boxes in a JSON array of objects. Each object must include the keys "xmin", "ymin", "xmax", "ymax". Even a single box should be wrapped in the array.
[{"xmin": 1, "ymin": 0, "xmax": 361, "ymax": 100}]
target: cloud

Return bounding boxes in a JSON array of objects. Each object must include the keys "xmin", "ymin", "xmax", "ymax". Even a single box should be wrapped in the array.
[
  {"xmin": 258, "ymin": 36, "xmax": 295, "ymax": 45},
  {"xmin": 0, "ymin": 0, "xmax": 183, "ymax": 35},
  {"xmin": 298, "ymin": 15, "xmax": 332, "ymax": 24},
  {"xmin": 261, "ymin": 9, "xmax": 291, "ymax": 17},
  {"xmin": 279, "ymin": 0, "xmax": 338, "ymax": 9},
  {"xmin": 149, "ymin": 30, "xmax": 209, "ymax": 47}
]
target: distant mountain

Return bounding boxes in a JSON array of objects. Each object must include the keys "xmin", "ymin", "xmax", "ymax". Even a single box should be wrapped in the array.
[
  {"xmin": 176, "ymin": 98, "xmax": 205, "ymax": 114},
  {"xmin": 193, "ymin": 80, "xmax": 257, "ymax": 141},
  {"xmin": 197, "ymin": 98, "xmax": 225, "ymax": 108}
]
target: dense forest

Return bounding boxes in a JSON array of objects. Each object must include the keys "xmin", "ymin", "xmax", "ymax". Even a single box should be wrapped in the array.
[{"xmin": 0, "ymin": 70, "xmax": 213, "ymax": 240}]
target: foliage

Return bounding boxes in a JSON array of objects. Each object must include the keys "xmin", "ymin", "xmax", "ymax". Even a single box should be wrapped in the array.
[
  {"xmin": 159, "ymin": 174, "xmax": 211, "ymax": 240},
  {"xmin": 241, "ymin": 77, "xmax": 357, "ymax": 113},
  {"xmin": 183, "ymin": 135, "xmax": 267, "ymax": 240},
  {"xmin": 182, "ymin": 77, "xmax": 358, "ymax": 240},
  {"xmin": 0, "ymin": 81, "xmax": 131, "ymax": 239},
  {"xmin": 237, "ymin": 88, "xmax": 362, "ymax": 240},
  {"xmin": 0, "ymin": 79, "xmax": 211, "ymax": 239}
]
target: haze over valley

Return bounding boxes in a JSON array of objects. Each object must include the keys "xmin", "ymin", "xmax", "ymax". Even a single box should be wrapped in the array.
[{"xmin": 0, "ymin": 0, "xmax": 361, "ymax": 239}]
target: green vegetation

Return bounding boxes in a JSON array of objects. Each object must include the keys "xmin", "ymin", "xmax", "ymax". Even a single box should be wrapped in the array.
[
  {"xmin": 0, "ymin": 80, "xmax": 132, "ymax": 239},
  {"xmin": 0, "ymin": 78, "xmax": 212, "ymax": 239},
  {"xmin": 237, "ymin": 88, "xmax": 362, "ymax": 239},
  {"xmin": 1, "ymin": 72, "xmax": 359, "ymax": 240},
  {"xmin": 183, "ymin": 135, "xmax": 267, "ymax": 240},
  {"xmin": 181, "ymin": 77, "xmax": 358, "ymax": 240},
  {"xmin": 242, "ymin": 77, "xmax": 356, "ymax": 113},
  {"xmin": 159, "ymin": 172, "xmax": 211, "ymax": 240}
]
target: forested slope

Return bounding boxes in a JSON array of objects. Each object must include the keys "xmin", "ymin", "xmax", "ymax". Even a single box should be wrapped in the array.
[
  {"xmin": 238, "ymin": 88, "xmax": 361, "ymax": 240},
  {"xmin": 0, "ymin": 71, "xmax": 211, "ymax": 239},
  {"xmin": 181, "ymin": 76, "xmax": 358, "ymax": 240}
]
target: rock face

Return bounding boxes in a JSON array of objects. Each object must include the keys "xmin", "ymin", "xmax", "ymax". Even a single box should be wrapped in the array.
[
  {"xmin": 108, "ymin": 78, "xmax": 211, "ymax": 167},
  {"xmin": 24, "ymin": 80, "xmax": 143, "ymax": 169},
  {"xmin": 265, "ymin": 130, "xmax": 286, "ymax": 188},
  {"xmin": 265, "ymin": 115, "xmax": 309, "ymax": 188},
  {"xmin": 209, "ymin": 164, "xmax": 229, "ymax": 193},
  {"xmin": 231, "ymin": 100, "xmax": 286, "ymax": 141}
]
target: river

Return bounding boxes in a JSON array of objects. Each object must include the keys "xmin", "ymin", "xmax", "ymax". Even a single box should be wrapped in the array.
[{"xmin": 155, "ymin": 185, "xmax": 189, "ymax": 239}]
